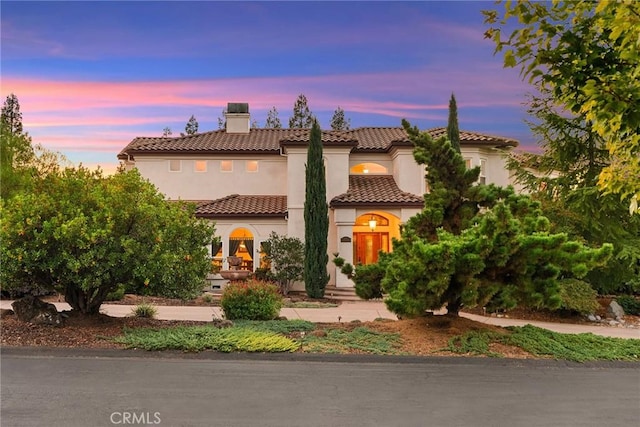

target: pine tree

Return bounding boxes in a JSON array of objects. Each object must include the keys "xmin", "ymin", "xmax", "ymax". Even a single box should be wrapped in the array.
[
  {"xmin": 377, "ymin": 121, "xmax": 612, "ymax": 317},
  {"xmin": 304, "ymin": 120, "xmax": 329, "ymax": 298},
  {"xmin": 346, "ymin": 120, "xmax": 612, "ymax": 317},
  {"xmin": 330, "ymin": 106, "xmax": 351, "ymax": 130},
  {"xmin": 1, "ymin": 93, "xmax": 23, "ymax": 135},
  {"xmin": 217, "ymin": 108, "xmax": 227, "ymax": 130},
  {"xmin": 508, "ymin": 94, "xmax": 640, "ymax": 294},
  {"xmin": 1, "ymin": 94, "xmax": 34, "ymax": 200},
  {"xmin": 446, "ymin": 94, "xmax": 461, "ymax": 153},
  {"xmin": 265, "ymin": 106, "xmax": 282, "ymax": 129},
  {"xmin": 288, "ymin": 94, "xmax": 314, "ymax": 128},
  {"xmin": 162, "ymin": 127, "xmax": 172, "ymax": 137},
  {"xmin": 182, "ymin": 115, "xmax": 199, "ymax": 136}
]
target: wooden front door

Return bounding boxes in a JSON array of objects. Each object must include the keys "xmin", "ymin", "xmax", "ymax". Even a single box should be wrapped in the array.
[{"xmin": 355, "ymin": 233, "xmax": 386, "ymax": 265}]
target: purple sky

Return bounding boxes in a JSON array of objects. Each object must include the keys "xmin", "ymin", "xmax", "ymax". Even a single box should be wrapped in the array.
[{"xmin": 1, "ymin": 1, "xmax": 537, "ymax": 173}]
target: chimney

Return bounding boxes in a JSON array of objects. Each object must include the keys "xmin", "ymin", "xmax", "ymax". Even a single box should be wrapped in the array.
[{"xmin": 225, "ymin": 103, "xmax": 250, "ymax": 133}]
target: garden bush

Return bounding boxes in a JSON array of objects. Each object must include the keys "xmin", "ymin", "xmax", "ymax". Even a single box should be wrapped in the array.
[
  {"xmin": 221, "ymin": 279, "xmax": 283, "ymax": 320},
  {"xmin": 616, "ymin": 295, "xmax": 640, "ymax": 316},
  {"xmin": 353, "ymin": 263, "xmax": 385, "ymax": 300},
  {"xmin": 333, "ymin": 253, "xmax": 384, "ymax": 300},
  {"xmin": 557, "ymin": 279, "xmax": 599, "ymax": 315}
]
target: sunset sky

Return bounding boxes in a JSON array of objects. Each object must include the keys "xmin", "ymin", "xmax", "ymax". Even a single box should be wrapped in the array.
[{"xmin": 1, "ymin": 1, "xmax": 537, "ymax": 174}]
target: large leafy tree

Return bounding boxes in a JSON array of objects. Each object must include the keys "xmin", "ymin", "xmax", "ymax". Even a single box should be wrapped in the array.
[
  {"xmin": 1, "ymin": 168, "xmax": 215, "ymax": 314},
  {"xmin": 303, "ymin": 120, "xmax": 329, "ymax": 298},
  {"xmin": 1, "ymin": 94, "xmax": 67, "ymax": 200},
  {"xmin": 265, "ymin": 106, "xmax": 282, "ymax": 129},
  {"xmin": 353, "ymin": 121, "xmax": 611, "ymax": 317},
  {"xmin": 263, "ymin": 232, "xmax": 304, "ymax": 295},
  {"xmin": 330, "ymin": 106, "xmax": 351, "ymax": 131},
  {"xmin": 483, "ymin": 0, "xmax": 640, "ymax": 211},
  {"xmin": 288, "ymin": 94, "xmax": 315, "ymax": 129}
]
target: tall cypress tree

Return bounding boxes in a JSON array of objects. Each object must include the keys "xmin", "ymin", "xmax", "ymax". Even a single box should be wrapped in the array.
[
  {"xmin": 304, "ymin": 120, "xmax": 329, "ymax": 298},
  {"xmin": 446, "ymin": 93, "xmax": 461, "ymax": 153}
]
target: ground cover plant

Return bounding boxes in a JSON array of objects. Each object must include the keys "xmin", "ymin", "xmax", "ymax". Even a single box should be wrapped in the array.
[
  {"xmin": 447, "ymin": 325, "xmax": 640, "ymax": 363},
  {"xmin": 115, "ymin": 326, "xmax": 299, "ymax": 353},
  {"xmin": 301, "ymin": 327, "xmax": 404, "ymax": 355},
  {"xmin": 2, "ymin": 309, "xmax": 639, "ymax": 362}
]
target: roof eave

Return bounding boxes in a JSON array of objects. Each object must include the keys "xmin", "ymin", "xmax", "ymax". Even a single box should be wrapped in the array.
[
  {"xmin": 195, "ymin": 213, "xmax": 287, "ymax": 219},
  {"xmin": 330, "ymin": 201, "xmax": 424, "ymax": 209}
]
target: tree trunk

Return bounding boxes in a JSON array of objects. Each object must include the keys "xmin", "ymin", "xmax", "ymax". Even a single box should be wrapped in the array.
[
  {"xmin": 446, "ymin": 298, "xmax": 462, "ymax": 316},
  {"xmin": 64, "ymin": 286, "xmax": 102, "ymax": 315}
]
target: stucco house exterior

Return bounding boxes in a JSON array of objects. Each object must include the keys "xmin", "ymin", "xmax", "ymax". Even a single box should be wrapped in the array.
[{"xmin": 118, "ymin": 103, "xmax": 518, "ymax": 288}]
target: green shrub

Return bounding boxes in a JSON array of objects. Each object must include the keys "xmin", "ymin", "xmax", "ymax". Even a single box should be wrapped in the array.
[
  {"xmin": 557, "ymin": 279, "xmax": 599, "ymax": 315},
  {"xmin": 131, "ymin": 303, "xmax": 158, "ymax": 318},
  {"xmin": 201, "ymin": 293, "xmax": 214, "ymax": 304},
  {"xmin": 105, "ymin": 284, "xmax": 126, "ymax": 301},
  {"xmin": 353, "ymin": 263, "xmax": 385, "ymax": 300},
  {"xmin": 617, "ymin": 295, "xmax": 640, "ymax": 316},
  {"xmin": 221, "ymin": 279, "xmax": 283, "ymax": 320}
]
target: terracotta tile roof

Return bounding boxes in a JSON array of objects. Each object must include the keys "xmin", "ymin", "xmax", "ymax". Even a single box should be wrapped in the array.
[
  {"xmin": 118, "ymin": 129, "xmax": 302, "ymax": 159},
  {"xmin": 330, "ymin": 175, "xmax": 424, "ymax": 208},
  {"xmin": 194, "ymin": 194, "xmax": 287, "ymax": 218},
  {"xmin": 343, "ymin": 127, "xmax": 412, "ymax": 151},
  {"xmin": 427, "ymin": 127, "xmax": 519, "ymax": 147},
  {"xmin": 119, "ymin": 126, "xmax": 517, "ymax": 160},
  {"xmin": 280, "ymin": 129, "xmax": 358, "ymax": 146}
]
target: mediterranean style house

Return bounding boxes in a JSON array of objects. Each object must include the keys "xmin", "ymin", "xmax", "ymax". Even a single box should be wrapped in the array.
[{"xmin": 118, "ymin": 103, "xmax": 518, "ymax": 288}]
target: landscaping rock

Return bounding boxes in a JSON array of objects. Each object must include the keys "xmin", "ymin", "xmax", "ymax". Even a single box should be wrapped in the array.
[
  {"xmin": 11, "ymin": 295, "xmax": 63, "ymax": 326},
  {"xmin": 0, "ymin": 308, "xmax": 14, "ymax": 319},
  {"xmin": 587, "ymin": 314, "xmax": 597, "ymax": 322},
  {"xmin": 608, "ymin": 301, "xmax": 625, "ymax": 319}
]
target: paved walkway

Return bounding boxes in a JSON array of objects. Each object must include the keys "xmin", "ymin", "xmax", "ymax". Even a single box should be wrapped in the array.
[{"xmin": 2, "ymin": 300, "xmax": 639, "ymax": 339}]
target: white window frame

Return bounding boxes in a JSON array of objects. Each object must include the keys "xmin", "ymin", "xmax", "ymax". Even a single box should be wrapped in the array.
[
  {"xmin": 246, "ymin": 160, "xmax": 259, "ymax": 173},
  {"xmin": 479, "ymin": 159, "xmax": 487, "ymax": 185},
  {"xmin": 194, "ymin": 160, "xmax": 207, "ymax": 173},
  {"xmin": 220, "ymin": 160, "xmax": 233, "ymax": 172},
  {"xmin": 169, "ymin": 159, "xmax": 181, "ymax": 172}
]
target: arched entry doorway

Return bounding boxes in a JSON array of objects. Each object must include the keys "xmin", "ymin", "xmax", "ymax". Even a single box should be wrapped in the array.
[{"xmin": 353, "ymin": 213, "xmax": 390, "ymax": 265}]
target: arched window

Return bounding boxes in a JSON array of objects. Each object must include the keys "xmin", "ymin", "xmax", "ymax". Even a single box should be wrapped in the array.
[{"xmin": 350, "ymin": 162, "xmax": 388, "ymax": 174}]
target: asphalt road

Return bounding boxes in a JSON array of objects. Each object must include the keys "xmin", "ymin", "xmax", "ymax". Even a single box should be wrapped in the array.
[{"xmin": 1, "ymin": 348, "xmax": 639, "ymax": 427}]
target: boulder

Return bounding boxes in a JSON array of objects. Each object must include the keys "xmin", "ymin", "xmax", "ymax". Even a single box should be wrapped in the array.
[
  {"xmin": 0, "ymin": 308, "xmax": 14, "ymax": 319},
  {"xmin": 11, "ymin": 295, "xmax": 63, "ymax": 326},
  {"xmin": 608, "ymin": 300, "xmax": 625, "ymax": 319}
]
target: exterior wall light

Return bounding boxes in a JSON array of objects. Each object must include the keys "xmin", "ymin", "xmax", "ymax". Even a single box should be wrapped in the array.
[{"xmin": 369, "ymin": 215, "xmax": 377, "ymax": 231}]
